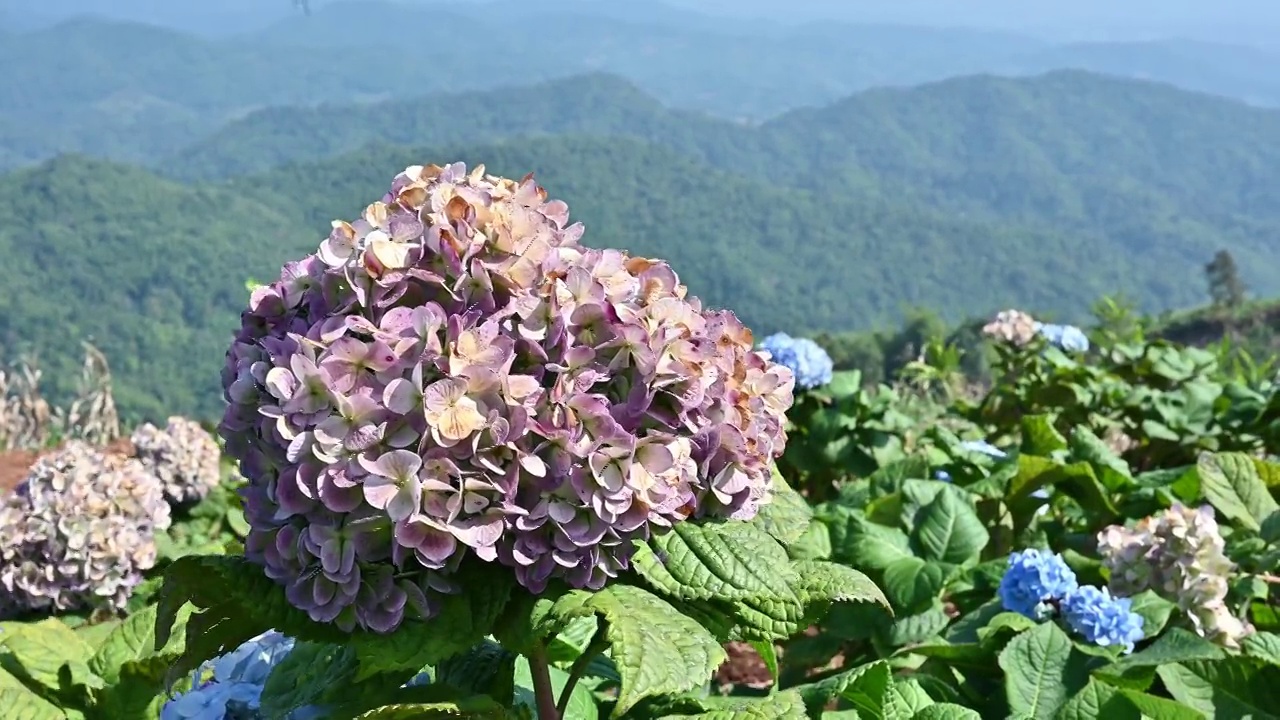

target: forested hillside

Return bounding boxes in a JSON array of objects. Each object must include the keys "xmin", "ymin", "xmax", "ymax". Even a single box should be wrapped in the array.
[{"xmin": 5, "ymin": 2, "xmax": 1280, "ymax": 171}]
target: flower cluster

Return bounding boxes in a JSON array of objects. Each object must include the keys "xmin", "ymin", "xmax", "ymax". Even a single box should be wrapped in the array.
[
  {"xmin": 131, "ymin": 416, "xmax": 223, "ymax": 505},
  {"xmin": 1098, "ymin": 504, "xmax": 1252, "ymax": 647},
  {"xmin": 1035, "ymin": 323, "xmax": 1090, "ymax": 353},
  {"xmin": 981, "ymin": 309, "xmax": 1039, "ymax": 347},
  {"xmin": 1060, "ymin": 585, "xmax": 1145, "ymax": 653},
  {"xmin": 998, "ymin": 548, "xmax": 1145, "ymax": 652},
  {"xmin": 757, "ymin": 333, "xmax": 833, "ymax": 390},
  {"xmin": 0, "ymin": 442, "xmax": 172, "ymax": 617},
  {"xmin": 219, "ymin": 163, "xmax": 794, "ymax": 632}
]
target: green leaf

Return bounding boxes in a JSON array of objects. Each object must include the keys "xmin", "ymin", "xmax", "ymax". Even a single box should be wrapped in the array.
[
  {"xmin": 909, "ymin": 489, "xmax": 989, "ymax": 565},
  {"xmin": 434, "ymin": 640, "xmax": 518, "ymax": 704},
  {"xmin": 154, "ymin": 555, "xmax": 348, "ymax": 683},
  {"xmin": 548, "ymin": 584, "xmax": 725, "ymax": 717},
  {"xmin": 1125, "ymin": 591, "xmax": 1176, "ymax": 639},
  {"xmin": 634, "ymin": 521, "xmax": 801, "ymax": 603},
  {"xmin": 350, "ymin": 696, "xmax": 509, "ymax": 719},
  {"xmin": 789, "ymin": 560, "xmax": 891, "ymax": 611},
  {"xmin": 1158, "ymin": 658, "xmax": 1280, "ymax": 719},
  {"xmin": 787, "ymin": 521, "xmax": 834, "ymax": 561},
  {"xmin": 1020, "ymin": 415, "xmax": 1068, "ymax": 456},
  {"xmin": 911, "ymin": 703, "xmax": 981, "ymax": 720},
  {"xmin": 1114, "ymin": 689, "xmax": 1207, "ymax": 720},
  {"xmin": 881, "ymin": 558, "xmax": 947, "ymax": 615},
  {"xmin": 997, "ymin": 623, "xmax": 1082, "ymax": 720},
  {"xmin": 1111, "ymin": 628, "xmax": 1226, "ymax": 669},
  {"xmin": 512, "ymin": 656, "xmax": 598, "ymax": 720},
  {"xmin": 656, "ymin": 690, "xmax": 809, "ymax": 719},
  {"xmin": 88, "ymin": 604, "xmax": 189, "ymax": 685},
  {"xmin": 260, "ymin": 641, "xmax": 359, "ymax": 719},
  {"xmin": 753, "ymin": 469, "xmax": 815, "ymax": 547},
  {"xmin": 0, "ymin": 686, "xmax": 68, "ymax": 720},
  {"xmin": 351, "ymin": 563, "xmax": 515, "ymax": 681},
  {"xmin": 885, "ymin": 603, "xmax": 951, "ymax": 647},
  {"xmin": 885, "ymin": 677, "xmax": 935, "ymax": 719},
  {"xmin": 0, "ymin": 618, "xmax": 94, "ymax": 693},
  {"xmin": 1197, "ymin": 453, "xmax": 1280, "ymax": 532},
  {"xmin": 94, "ymin": 653, "xmax": 181, "ymax": 719},
  {"xmin": 1056, "ymin": 678, "xmax": 1139, "ymax": 720},
  {"xmin": 823, "ymin": 513, "xmax": 912, "ymax": 570},
  {"xmin": 1241, "ymin": 632, "xmax": 1280, "ymax": 666},
  {"xmin": 792, "ymin": 660, "xmax": 891, "ymax": 717}
]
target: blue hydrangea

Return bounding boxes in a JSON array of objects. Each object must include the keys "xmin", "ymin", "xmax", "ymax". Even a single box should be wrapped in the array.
[
  {"xmin": 1061, "ymin": 585, "xmax": 1145, "ymax": 653},
  {"xmin": 162, "ymin": 631, "xmax": 434, "ymax": 720},
  {"xmin": 934, "ymin": 470, "xmax": 953, "ymax": 483},
  {"xmin": 998, "ymin": 549, "xmax": 1079, "ymax": 620},
  {"xmin": 759, "ymin": 332, "xmax": 833, "ymax": 390},
  {"xmin": 958, "ymin": 439, "xmax": 1008, "ymax": 459},
  {"xmin": 1035, "ymin": 323, "xmax": 1090, "ymax": 353}
]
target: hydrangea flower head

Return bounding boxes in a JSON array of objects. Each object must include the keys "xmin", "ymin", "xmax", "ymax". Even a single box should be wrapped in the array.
[
  {"xmin": 758, "ymin": 333, "xmax": 833, "ymax": 390},
  {"xmin": 1098, "ymin": 504, "xmax": 1251, "ymax": 647},
  {"xmin": 997, "ymin": 548, "xmax": 1078, "ymax": 619},
  {"xmin": 130, "ymin": 416, "xmax": 223, "ymax": 505},
  {"xmin": 219, "ymin": 163, "xmax": 794, "ymax": 632},
  {"xmin": 0, "ymin": 442, "xmax": 171, "ymax": 617},
  {"xmin": 1034, "ymin": 323, "xmax": 1090, "ymax": 353},
  {"xmin": 982, "ymin": 309, "xmax": 1039, "ymax": 346},
  {"xmin": 934, "ymin": 470, "xmax": 952, "ymax": 483},
  {"xmin": 1060, "ymin": 585, "xmax": 1145, "ymax": 653},
  {"xmin": 161, "ymin": 631, "xmax": 315, "ymax": 720}
]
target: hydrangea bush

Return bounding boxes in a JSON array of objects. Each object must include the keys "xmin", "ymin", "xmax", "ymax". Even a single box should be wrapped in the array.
[
  {"xmin": 131, "ymin": 416, "xmax": 223, "ymax": 506},
  {"xmin": 217, "ymin": 162, "xmax": 796, "ymax": 634},
  {"xmin": 0, "ymin": 441, "xmax": 171, "ymax": 617},
  {"xmin": 758, "ymin": 332, "xmax": 833, "ymax": 390}
]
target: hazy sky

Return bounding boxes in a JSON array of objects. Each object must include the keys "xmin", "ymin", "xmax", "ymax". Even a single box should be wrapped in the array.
[{"xmin": 6, "ymin": 0, "xmax": 1279, "ymax": 42}]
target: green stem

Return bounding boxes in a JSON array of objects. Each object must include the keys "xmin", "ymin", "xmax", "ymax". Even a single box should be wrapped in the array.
[
  {"xmin": 528, "ymin": 641, "xmax": 561, "ymax": 720},
  {"xmin": 557, "ymin": 621, "xmax": 610, "ymax": 717}
]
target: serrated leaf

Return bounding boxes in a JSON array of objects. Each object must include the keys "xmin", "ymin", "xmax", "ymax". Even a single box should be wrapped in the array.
[
  {"xmin": 911, "ymin": 703, "xmax": 981, "ymax": 720},
  {"xmin": 1157, "ymin": 657, "xmax": 1280, "ymax": 719},
  {"xmin": 635, "ymin": 521, "xmax": 801, "ymax": 603},
  {"xmin": 788, "ymin": 521, "xmax": 833, "ymax": 561},
  {"xmin": 1114, "ymin": 689, "xmax": 1207, "ymax": 720},
  {"xmin": 885, "ymin": 604, "xmax": 950, "ymax": 647},
  {"xmin": 910, "ymin": 490, "xmax": 989, "ymax": 565},
  {"xmin": 656, "ymin": 689, "xmax": 809, "ymax": 719},
  {"xmin": 88, "ymin": 604, "xmax": 189, "ymax": 685},
  {"xmin": 1125, "ymin": 591, "xmax": 1176, "ymax": 639},
  {"xmin": 885, "ymin": 677, "xmax": 934, "ymax": 719},
  {"xmin": 1197, "ymin": 453, "xmax": 1279, "ymax": 532},
  {"xmin": 1056, "ymin": 678, "xmax": 1139, "ymax": 720},
  {"xmin": 753, "ymin": 469, "xmax": 814, "ymax": 546},
  {"xmin": 0, "ymin": 618, "xmax": 94, "ymax": 693},
  {"xmin": 351, "ymin": 563, "xmax": 515, "ymax": 682},
  {"xmin": 1241, "ymin": 632, "xmax": 1280, "ymax": 666},
  {"xmin": 351, "ymin": 696, "xmax": 508, "ymax": 719},
  {"xmin": 435, "ymin": 640, "xmax": 517, "ymax": 705},
  {"xmin": 0, "ymin": 685, "xmax": 68, "ymax": 720},
  {"xmin": 790, "ymin": 560, "xmax": 891, "ymax": 611},
  {"xmin": 824, "ymin": 513, "xmax": 913, "ymax": 570},
  {"xmin": 997, "ymin": 623, "xmax": 1082, "ymax": 720},
  {"xmin": 260, "ymin": 641, "xmax": 358, "ymax": 719},
  {"xmin": 881, "ymin": 558, "xmax": 947, "ymax": 615},
  {"xmin": 545, "ymin": 584, "xmax": 724, "ymax": 717},
  {"xmin": 792, "ymin": 660, "xmax": 891, "ymax": 716},
  {"xmin": 154, "ymin": 555, "xmax": 348, "ymax": 684},
  {"xmin": 1021, "ymin": 415, "xmax": 1068, "ymax": 456}
]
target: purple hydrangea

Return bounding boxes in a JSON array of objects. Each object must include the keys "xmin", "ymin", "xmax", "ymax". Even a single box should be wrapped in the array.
[
  {"xmin": 219, "ymin": 163, "xmax": 795, "ymax": 633},
  {"xmin": 997, "ymin": 548, "xmax": 1078, "ymax": 620}
]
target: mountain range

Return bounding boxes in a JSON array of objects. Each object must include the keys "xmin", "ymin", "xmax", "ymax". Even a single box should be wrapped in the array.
[
  {"xmin": 5, "ymin": 2, "xmax": 1280, "ymax": 173},
  {"xmin": 6, "ymin": 68, "xmax": 1280, "ymax": 422}
]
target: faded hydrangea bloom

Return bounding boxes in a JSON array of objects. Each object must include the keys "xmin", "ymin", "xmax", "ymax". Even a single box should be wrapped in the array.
[
  {"xmin": 219, "ymin": 163, "xmax": 794, "ymax": 633},
  {"xmin": 131, "ymin": 416, "xmax": 223, "ymax": 505},
  {"xmin": 0, "ymin": 442, "xmax": 172, "ymax": 617},
  {"xmin": 982, "ymin": 309, "xmax": 1039, "ymax": 347},
  {"xmin": 1098, "ymin": 504, "xmax": 1253, "ymax": 648},
  {"xmin": 757, "ymin": 333, "xmax": 833, "ymax": 390}
]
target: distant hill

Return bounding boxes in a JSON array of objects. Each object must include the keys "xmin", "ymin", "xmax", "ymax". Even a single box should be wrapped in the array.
[
  {"xmin": 8, "ymin": 5, "xmax": 1280, "ymax": 171},
  {"xmin": 0, "ymin": 156, "xmax": 314, "ymax": 421},
  {"xmin": 0, "ymin": 137, "xmax": 1149, "ymax": 422}
]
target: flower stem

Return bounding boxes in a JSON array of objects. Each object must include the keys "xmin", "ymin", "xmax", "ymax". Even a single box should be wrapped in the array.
[
  {"xmin": 528, "ymin": 641, "xmax": 561, "ymax": 720},
  {"xmin": 557, "ymin": 620, "xmax": 610, "ymax": 717}
]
